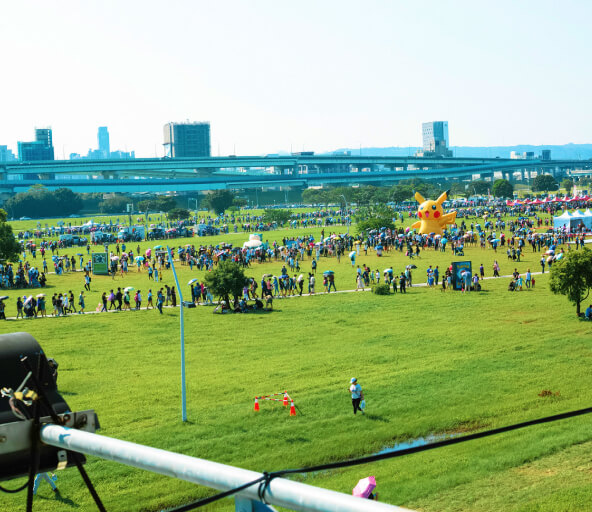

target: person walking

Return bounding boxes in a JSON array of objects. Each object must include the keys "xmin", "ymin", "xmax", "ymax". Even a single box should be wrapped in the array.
[
  {"xmin": 78, "ymin": 292, "xmax": 85, "ymax": 314},
  {"xmin": 349, "ymin": 377, "xmax": 364, "ymax": 415},
  {"xmin": 156, "ymin": 289, "xmax": 164, "ymax": 314},
  {"xmin": 147, "ymin": 289, "xmax": 154, "ymax": 309}
]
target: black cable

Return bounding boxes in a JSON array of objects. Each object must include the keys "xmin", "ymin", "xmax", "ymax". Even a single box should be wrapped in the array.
[
  {"xmin": 273, "ymin": 406, "xmax": 592, "ymax": 477},
  {"xmin": 26, "ymin": 356, "xmax": 43, "ymax": 512},
  {"xmin": 164, "ymin": 475, "xmax": 265, "ymax": 512},
  {"xmin": 72, "ymin": 454, "xmax": 107, "ymax": 512},
  {"xmin": 0, "ymin": 481, "xmax": 30, "ymax": 494},
  {"xmin": 164, "ymin": 406, "xmax": 592, "ymax": 510}
]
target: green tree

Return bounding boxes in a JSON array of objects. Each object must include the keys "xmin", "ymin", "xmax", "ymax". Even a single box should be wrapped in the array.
[
  {"xmin": 492, "ymin": 179, "xmax": 514, "ymax": 198},
  {"xmin": 302, "ymin": 188, "xmax": 329, "ymax": 206},
  {"xmin": 356, "ymin": 216, "xmax": 395, "ymax": 234},
  {"xmin": 468, "ymin": 180, "xmax": 490, "ymax": 196},
  {"xmin": 533, "ymin": 174, "xmax": 558, "ymax": 192},
  {"xmin": 5, "ymin": 186, "xmax": 82, "ymax": 217},
  {"xmin": 0, "ymin": 209, "xmax": 20, "ymax": 263},
  {"xmin": 168, "ymin": 208, "xmax": 190, "ymax": 220},
  {"xmin": 138, "ymin": 198, "xmax": 160, "ymax": 212},
  {"xmin": 203, "ymin": 260, "xmax": 248, "ymax": 305},
  {"xmin": 450, "ymin": 182, "xmax": 468, "ymax": 198},
  {"xmin": 263, "ymin": 209, "xmax": 292, "ymax": 224},
  {"xmin": 203, "ymin": 190, "xmax": 235, "ymax": 214},
  {"xmin": 232, "ymin": 197, "xmax": 247, "ymax": 208},
  {"xmin": 549, "ymin": 249, "xmax": 592, "ymax": 317},
  {"xmin": 561, "ymin": 178, "xmax": 574, "ymax": 192},
  {"xmin": 53, "ymin": 188, "xmax": 83, "ymax": 214},
  {"xmin": 389, "ymin": 184, "xmax": 414, "ymax": 203},
  {"xmin": 156, "ymin": 196, "xmax": 178, "ymax": 212},
  {"xmin": 99, "ymin": 195, "xmax": 129, "ymax": 213}
]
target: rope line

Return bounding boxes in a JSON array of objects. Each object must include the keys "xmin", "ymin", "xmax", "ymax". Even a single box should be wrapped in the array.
[{"xmin": 162, "ymin": 405, "xmax": 592, "ymax": 509}]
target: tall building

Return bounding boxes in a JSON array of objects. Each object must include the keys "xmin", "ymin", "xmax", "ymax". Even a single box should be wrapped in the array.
[
  {"xmin": 98, "ymin": 127, "xmax": 110, "ymax": 157},
  {"xmin": 420, "ymin": 121, "xmax": 451, "ymax": 157},
  {"xmin": 163, "ymin": 122, "xmax": 211, "ymax": 157},
  {"xmin": 0, "ymin": 145, "xmax": 17, "ymax": 162},
  {"xmin": 18, "ymin": 127, "xmax": 54, "ymax": 161}
]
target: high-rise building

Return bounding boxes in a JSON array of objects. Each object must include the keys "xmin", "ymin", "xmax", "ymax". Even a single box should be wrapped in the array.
[
  {"xmin": 18, "ymin": 127, "xmax": 54, "ymax": 161},
  {"xmin": 98, "ymin": 127, "xmax": 110, "ymax": 158},
  {"xmin": 0, "ymin": 146, "xmax": 17, "ymax": 162},
  {"xmin": 421, "ymin": 121, "xmax": 451, "ymax": 157},
  {"xmin": 163, "ymin": 122, "xmax": 211, "ymax": 158}
]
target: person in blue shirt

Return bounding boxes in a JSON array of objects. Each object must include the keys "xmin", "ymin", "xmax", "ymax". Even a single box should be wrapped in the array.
[
  {"xmin": 349, "ymin": 377, "xmax": 364, "ymax": 415},
  {"xmin": 585, "ymin": 304, "xmax": 592, "ymax": 321}
]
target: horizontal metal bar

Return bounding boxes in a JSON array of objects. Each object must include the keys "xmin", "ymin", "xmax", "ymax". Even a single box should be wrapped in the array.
[{"xmin": 41, "ymin": 425, "xmax": 410, "ymax": 512}]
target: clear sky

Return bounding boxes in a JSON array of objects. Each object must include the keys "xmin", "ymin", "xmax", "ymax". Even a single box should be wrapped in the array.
[{"xmin": 1, "ymin": 0, "xmax": 591, "ymax": 158}]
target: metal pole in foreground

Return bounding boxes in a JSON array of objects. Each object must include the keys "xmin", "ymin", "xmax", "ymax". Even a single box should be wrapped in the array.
[
  {"xmin": 167, "ymin": 245, "xmax": 187, "ymax": 422},
  {"xmin": 40, "ymin": 425, "xmax": 409, "ymax": 512}
]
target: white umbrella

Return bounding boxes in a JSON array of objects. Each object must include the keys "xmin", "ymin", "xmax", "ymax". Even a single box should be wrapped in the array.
[
  {"xmin": 243, "ymin": 240, "xmax": 263, "ymax": 248},
  {"xmin": 124, "ymin": 286, "xmax": 134, "ymax": 292}
]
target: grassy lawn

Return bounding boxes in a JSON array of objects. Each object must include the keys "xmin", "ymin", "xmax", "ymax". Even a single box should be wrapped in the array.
[{"xmin": 1, "ymin": 214, "xmax": 591, "ymax": 511}]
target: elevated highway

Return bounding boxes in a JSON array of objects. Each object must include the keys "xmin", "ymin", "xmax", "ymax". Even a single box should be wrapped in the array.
[{"xmin": 0, "ymin": 155, "xmax": 589, "ymax": 194}]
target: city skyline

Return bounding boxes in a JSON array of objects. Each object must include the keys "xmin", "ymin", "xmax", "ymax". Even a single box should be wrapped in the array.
[{"xmin": 1, "ymin": 1, "xmax": 591, "ymax": 158}]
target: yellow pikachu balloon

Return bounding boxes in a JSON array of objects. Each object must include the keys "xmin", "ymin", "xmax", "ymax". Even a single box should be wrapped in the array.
[{"xmin": 410, "ymin": 190, "xmax": 457, "ymax": 235}]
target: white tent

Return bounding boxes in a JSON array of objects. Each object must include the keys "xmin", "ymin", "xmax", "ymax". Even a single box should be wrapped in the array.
[{"xmin": 553, "ymin": 210, "xmax": 592, "ymax": 231}]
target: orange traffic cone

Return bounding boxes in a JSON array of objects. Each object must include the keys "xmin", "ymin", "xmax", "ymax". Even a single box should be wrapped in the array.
[
  {"xmin": 283, "ymin": 391, "xmax": 288, "ymax": 407},
  {"xmin": 289, "ymin": 399, "xmax": 296, "ymax": 416},
  {"xmin": 254, "ymin": 398, "xmax": 260, "ymax": 412}
]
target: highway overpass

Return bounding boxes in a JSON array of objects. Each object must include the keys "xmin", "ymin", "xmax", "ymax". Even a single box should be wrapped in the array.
[{"xmin": 1, "ymin": 155, "xmax": 590, "ymax": 194}]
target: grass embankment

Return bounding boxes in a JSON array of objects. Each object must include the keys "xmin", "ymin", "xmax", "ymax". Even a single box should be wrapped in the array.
[{"xmin": 1, "ymin": 216, "xmax": 591, "ymax": 511}]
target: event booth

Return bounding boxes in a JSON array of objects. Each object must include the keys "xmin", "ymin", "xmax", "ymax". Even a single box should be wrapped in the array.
[{"xmin": 553, "ymin": 209, "xmax": 592, "ymax": 231}]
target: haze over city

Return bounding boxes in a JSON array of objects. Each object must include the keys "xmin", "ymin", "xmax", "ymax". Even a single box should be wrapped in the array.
[{"xmin": 2, "ymin": 0, "xmax": 592, "ymax": 158}]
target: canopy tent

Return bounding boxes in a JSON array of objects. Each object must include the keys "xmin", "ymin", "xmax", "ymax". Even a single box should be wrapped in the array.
[{"xmin": 553, "ymin": 209, "xmax": 592, "ymax": 231}]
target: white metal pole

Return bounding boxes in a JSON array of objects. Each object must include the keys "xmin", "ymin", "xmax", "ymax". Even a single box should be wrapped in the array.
[
  {"xmin": 40, "ymin": 425, "xmax": 409, "ymax": 512},
  {"xmin": 167, "ymin": 245, "xmax": 187, "ymax": 422}
]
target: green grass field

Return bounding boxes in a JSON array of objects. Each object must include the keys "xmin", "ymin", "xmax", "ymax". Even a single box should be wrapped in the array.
[{"xmin": 1, "ymin": 214, "xmax": 591, "ymax": 511}]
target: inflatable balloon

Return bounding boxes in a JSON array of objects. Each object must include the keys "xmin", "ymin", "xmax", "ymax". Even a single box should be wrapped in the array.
[{"xmin": 410, "ymin": 191, "xmax": 457, "ymax": 235}]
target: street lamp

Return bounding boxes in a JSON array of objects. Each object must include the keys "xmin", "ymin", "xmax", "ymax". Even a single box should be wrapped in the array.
[{"xmin": 340, "ymin": 194, "xmax": 349, "ymax": 235}]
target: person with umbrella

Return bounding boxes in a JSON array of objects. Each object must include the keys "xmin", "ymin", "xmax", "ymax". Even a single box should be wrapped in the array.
[
  {"xmin": 349, "ymin": 377, "xmax": 364, "ymax": 415},
  {"xmin": 353, "ymin": 476, "xmax": 377, "ymax": 500}
]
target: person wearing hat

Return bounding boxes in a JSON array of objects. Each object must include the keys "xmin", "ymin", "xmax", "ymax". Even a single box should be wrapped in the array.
[{"xmin": 349, "ymin": 377, "xmax": 364, "ymax": 415}]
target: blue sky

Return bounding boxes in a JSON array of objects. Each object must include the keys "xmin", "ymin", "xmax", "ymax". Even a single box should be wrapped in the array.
[{"xmin": 1, "ymin": 1, "xmax": 590, "ymax": 157}]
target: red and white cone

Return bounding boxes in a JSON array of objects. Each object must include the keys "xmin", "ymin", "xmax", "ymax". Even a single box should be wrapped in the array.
[
  {"xmin": 283, "ymin": 391, "xmax": 289, "ymax": 407},
  {"xmin": 254, "ymin": 398, "xmax": 260, "ymax": 412},
  {"xmin": 289, "ymin": 399, "xmax": 296, "ymax": 416}
]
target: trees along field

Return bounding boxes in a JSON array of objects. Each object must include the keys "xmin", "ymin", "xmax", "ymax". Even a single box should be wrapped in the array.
[
  {"xmin": 532, "ymin": 174, "xmax": 559, "ymax": 193},
  {"xmin": 203, "ymin": 260, "xmax": 248, "ymax": 306},
  {"xmin": 549, "ymin": 248, "xmax": 592, "ymax": 317},
  {"xmin": 492, "ymin": 179, "xmax": 514, "ymax": 198},
  {"xmin": 0, "ymin": 208, "xmax": 20, "ymax": 262}
]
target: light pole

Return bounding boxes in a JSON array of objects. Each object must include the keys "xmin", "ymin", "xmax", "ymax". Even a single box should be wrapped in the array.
[{"xmin": 340, "ymin": 194, "xmax": 349, "ymax": 235}]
